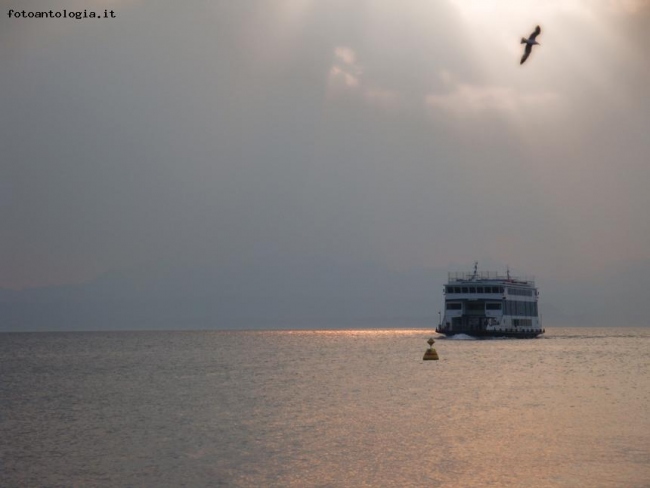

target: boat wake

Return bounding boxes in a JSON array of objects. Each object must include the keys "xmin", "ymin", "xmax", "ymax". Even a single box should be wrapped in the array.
[{"xmin": 445, "ymin": 333, "xmax": 476, "ymax": 341}]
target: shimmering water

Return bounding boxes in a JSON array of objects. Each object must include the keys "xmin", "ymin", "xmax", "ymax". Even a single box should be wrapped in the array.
[{"xmin": 2, "ymin": 327, "xmax": 649, "ymax": 487}]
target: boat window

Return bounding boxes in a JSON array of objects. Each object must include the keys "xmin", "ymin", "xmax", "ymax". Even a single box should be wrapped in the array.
[
  {"xmin": 461, "ymin": 287, "xmax": 468, "ymax": 293},
  {"xmin": 486, "ymin": 303, "xmax": 502, "ymax": 310},
  {"xmin": 445, "ymin": 302, "xmax": 462, "ymax": 310},
  {"xmin": 454, "ymin": 287, "xmax": 461, "ymax": 293},
  {"xmin": 466, "ymin": 302, "xmax": 484, "ymax": 312},
  {"xmin": 477, "ymin": 287, "xmax": 484, "ymax": 293},
  {"xmin": 469, "ymin": 287, "xmax": 476, "ymax": 293},
  {"xmin": 508, "ymin": 287, "xmax": 533, "ymax": 297},
  {"xmin": 504, "ymin": 300, "xmax": 539, "ymax": 316}
]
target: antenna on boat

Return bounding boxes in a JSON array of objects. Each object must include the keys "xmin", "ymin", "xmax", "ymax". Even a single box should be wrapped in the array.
[
  {"xmin": 472, "ymin": 261, "xmax": 478, "ymax": 280},
  {"xmin": 506, "ymin": 266, "xmax": 511, "ymax": 280}
]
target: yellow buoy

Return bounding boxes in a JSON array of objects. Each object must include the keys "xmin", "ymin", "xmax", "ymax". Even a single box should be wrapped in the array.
[{"xmin": 423, "ymin": 337, "xmax": 439, "ymax": 360}]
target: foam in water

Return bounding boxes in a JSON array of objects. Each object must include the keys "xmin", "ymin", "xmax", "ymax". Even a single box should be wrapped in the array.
[{"xmin": 446, "ymin": 333, "xmax": 476, "ymax": 340}]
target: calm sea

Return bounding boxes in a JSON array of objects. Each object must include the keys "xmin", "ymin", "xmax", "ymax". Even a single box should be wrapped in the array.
[{"xmin": 2, "ymin": 327, "xmax": 649, "ymax": 487}]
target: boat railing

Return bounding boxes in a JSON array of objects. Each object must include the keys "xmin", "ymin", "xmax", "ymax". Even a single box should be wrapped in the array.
[{"xmin": 448, "ymin": 271, "xmax": 534, "ymax": 284}]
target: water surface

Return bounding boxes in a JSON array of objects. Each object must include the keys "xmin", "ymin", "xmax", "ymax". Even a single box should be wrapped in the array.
[{"xmin": 2, "ymin": 327, "xmax": 649, "ymax": 487}]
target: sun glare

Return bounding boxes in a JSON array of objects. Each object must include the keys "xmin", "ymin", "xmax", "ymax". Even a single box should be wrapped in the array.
[
  {"xmin": 447, "ymin": 0, "xmax": 596, "ymax": 67},
  {"xmin": 449, "ymin": 0, "xmax": 502, "ymax": 19},
  {"xmin": 449, "ymin": 0, "xmax": 594, "ymax": 24},
  {"xmin": 442, "ymin": 0, "xmax": 621, "ymax": 127}
]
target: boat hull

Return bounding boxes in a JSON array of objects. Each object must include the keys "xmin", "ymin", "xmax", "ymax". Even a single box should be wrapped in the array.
[{"xmin": 435, "ymin": 326, "xmax": 544, "ymax": 339}]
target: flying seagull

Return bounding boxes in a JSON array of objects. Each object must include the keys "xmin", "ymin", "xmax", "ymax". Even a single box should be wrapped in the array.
[{"xmin": 520, "ymin": 25, "xmax": 541, "ymax": 65}]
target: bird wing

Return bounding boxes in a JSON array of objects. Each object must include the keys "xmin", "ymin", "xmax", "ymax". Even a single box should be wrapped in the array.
[
  {"xmin": 530, "ymin": 25, "xmax": 541, "ymax": 41},
  {"xmin": 520, "ymin": 44, "xmax": 532, "ymax": 64}
]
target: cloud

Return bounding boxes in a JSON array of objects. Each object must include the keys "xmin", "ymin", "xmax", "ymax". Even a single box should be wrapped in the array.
[
  {"xmin": 608, "ymin": 0, "xmax": 650, "ymax": 13},
  {"xmin": 328, "ymin": 46, "xmax": 362, "ymax": 89},
  {"xmin": 425, "ymin": 72, "xmax": 560, "ymax": 116},
  {"xmin": 328, "ymin": 65, "xmax": 360, "ymax": 88},
  {"xmin": 328, "ymin": 46, "xmax": 404, "ymax": 110},
  {"xmin": 334, "ymin": 46, "xmax": 357, "ymax": 66}
]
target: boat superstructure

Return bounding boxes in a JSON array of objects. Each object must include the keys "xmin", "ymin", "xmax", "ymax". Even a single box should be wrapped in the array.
[{"xmin": 435, "ymin": 263, "xmax": 544, "ymax": 338}]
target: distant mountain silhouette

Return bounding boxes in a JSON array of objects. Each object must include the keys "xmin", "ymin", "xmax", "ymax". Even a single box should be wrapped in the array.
[
  {"xmin": 0, "ymin": 259, "xmax": 446, "ymax": 331},
  {"xmin": 3, "ymin": 259, "xmax": 649, "ymax": 331}
]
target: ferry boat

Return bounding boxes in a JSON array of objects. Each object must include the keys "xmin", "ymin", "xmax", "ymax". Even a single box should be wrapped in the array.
[{"xmin": 435, "ymin": 263, "xmax": 545, "ymax": 338}]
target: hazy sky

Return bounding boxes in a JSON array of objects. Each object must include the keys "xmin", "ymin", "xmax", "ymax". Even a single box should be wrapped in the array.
[{"xmin": 3, "ymin": 1, "xmax": 650, "ymax": 326}]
